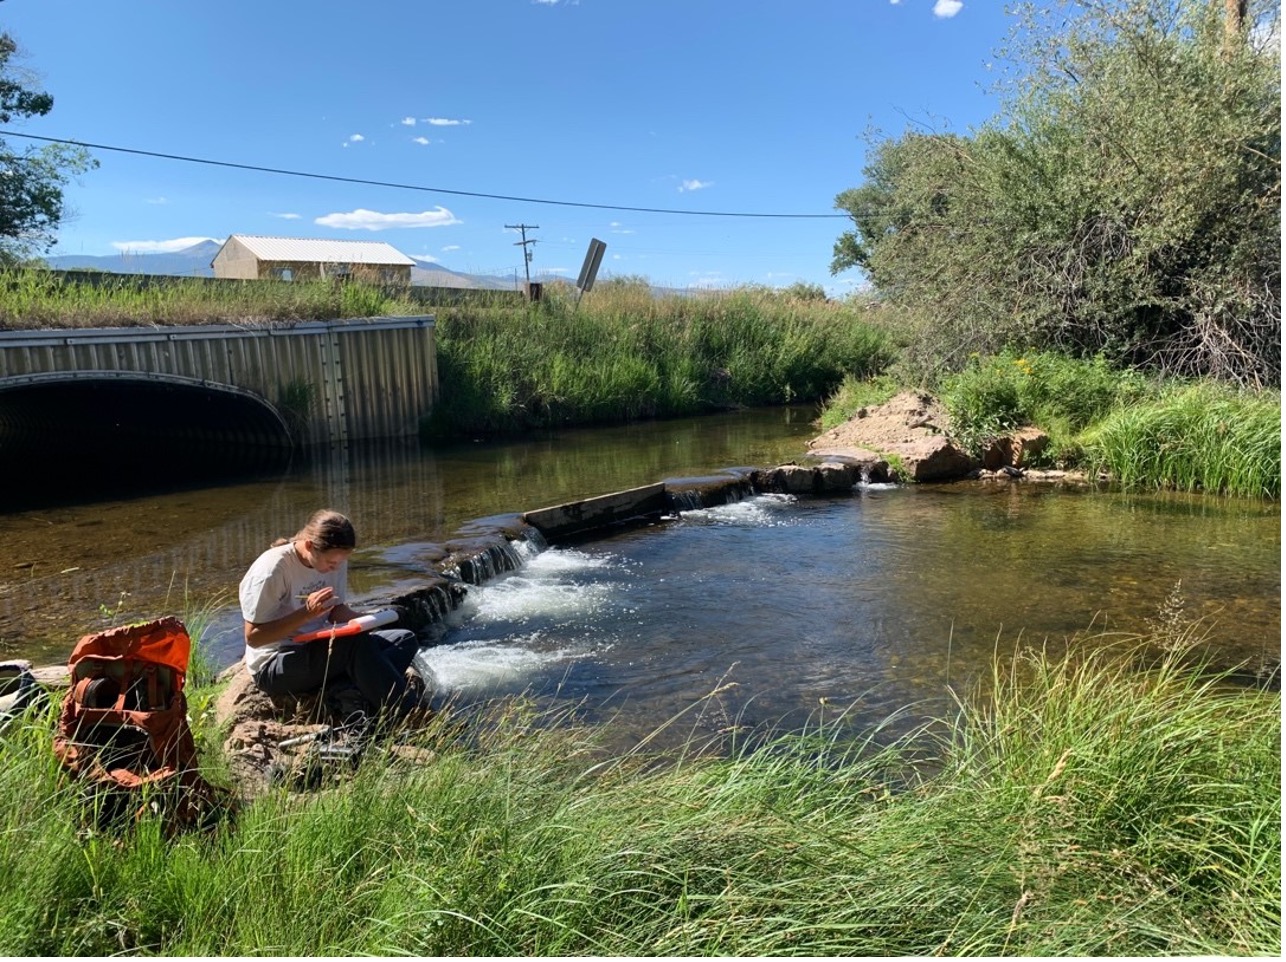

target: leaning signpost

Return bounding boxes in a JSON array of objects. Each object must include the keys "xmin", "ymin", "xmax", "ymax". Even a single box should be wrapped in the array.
[{"xmin": 574, "ymin": 237, "xmax": 607, "ymax": 310}]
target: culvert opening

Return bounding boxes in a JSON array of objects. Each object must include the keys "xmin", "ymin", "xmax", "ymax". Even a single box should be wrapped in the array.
[{"xmin": 0, "ymin": 379, "xmax": 294, "ymax": 508}]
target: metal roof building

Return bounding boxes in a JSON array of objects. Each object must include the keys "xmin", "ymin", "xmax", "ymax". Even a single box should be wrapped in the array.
[{"xmin": 212, "ymin": 234, "xmax": 416, "ymax": 285}]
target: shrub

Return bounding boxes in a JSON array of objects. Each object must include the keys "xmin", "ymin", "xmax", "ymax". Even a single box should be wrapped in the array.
[{"xmin": 941, "ymin": 350, "xmax": 1148, "ymax": 458}]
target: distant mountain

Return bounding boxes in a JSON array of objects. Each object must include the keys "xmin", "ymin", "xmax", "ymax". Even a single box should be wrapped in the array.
[
  {"xmin": 43, "ymin": 242, "xmax": 521, "ymax": 291},
  {"xmin": 45, "ymin": 240, "xmax": 224, "ymax": 278},
  {"xmin": 409, "ymin": 261, "xmax": 518, "ymax": 291}
]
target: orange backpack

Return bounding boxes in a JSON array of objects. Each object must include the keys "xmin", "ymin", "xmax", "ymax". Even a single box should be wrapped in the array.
[{"xmin": 53, "ymin": 617, "xmax": 225, "ymax": 831}]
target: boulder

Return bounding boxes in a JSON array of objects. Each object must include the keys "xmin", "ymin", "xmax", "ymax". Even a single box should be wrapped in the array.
[
  {"xmin": 982, "ymin": 427, "xmax": 1050, "ymax": 470},
  {"xmin": 807, "ymin": 391, "xmax": 976, "ymax": 482},
  {"xmin": 815, "ymin": 461, "xmax": 860, "ymax": 492},
  {"xmin": 777, "ymin": 464, "xmax": 821, "ymax": 494},
  {"xmin": 214, "ymin": 661, "xmax": 431, "ymax": 799},
  {"xmin": 885, "ymin": 436, "xmax": 977, "ymax": 482}
]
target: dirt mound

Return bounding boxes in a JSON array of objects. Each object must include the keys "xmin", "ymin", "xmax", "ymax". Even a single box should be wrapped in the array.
[
  {"xmin": 809, "ymin": 390, "xmax": 1090, "ymax": 485},
  {"xmin": 808, "ymin": 391, "xmax": 950, "ymax": 459}
]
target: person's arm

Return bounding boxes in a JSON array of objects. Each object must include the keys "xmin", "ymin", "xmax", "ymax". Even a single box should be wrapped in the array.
[
  {"xmin": 328, "ymin": 602, "xmax": 362, "ymax": 624},
  {"xmin": 243, "ymin": 587, "xmax": 341, "ymax": 647}
]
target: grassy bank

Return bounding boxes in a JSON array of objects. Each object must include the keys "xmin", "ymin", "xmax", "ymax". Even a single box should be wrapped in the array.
[
  {"xmin": 423, "ymin": 280, "xmax": 893, "ymax": 437},
  {"xmin": 1082, "ymin": 382, "xmax": 1282, "ymax": 499},
  {"xmin": 0, "ymin": 269, "xmax": 427, "ymax": 328},
  {"xmin": 1, "ymin": 269, "xmax": 893, "ymax": 439},
  {"xmin": 0, "ymin": 634, "xmax": 1277, "ymax": 956},
  {"xmin": 820, "ymin": 350, "xmax": 1281, "ymax": 499},
  {"xmin": 3, "ymin": 268, "xmax": 1278, "ymax": 496}
]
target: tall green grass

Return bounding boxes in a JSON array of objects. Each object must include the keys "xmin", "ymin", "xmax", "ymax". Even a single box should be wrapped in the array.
[
  {"xmin": 2, "ymin": 269, "xmax": 893, "ymax": 437},
  {"xmin": 1082, "ymin": 383, "xmax": 1282, "ymax": 498},
  {"xmin": 816, "ymin": 372, "xmax": 904, "ymax": 431},
  {"xmin": 425, "ymin": 282, "xmax": 894, "ymax": 437},
  {"xmin": 0, "ymin": 269, "xmax": 424, "ymax": 328},
  {"xmin": 1, "ymin": 633, "xmax": 1276, "ymax": 956}
]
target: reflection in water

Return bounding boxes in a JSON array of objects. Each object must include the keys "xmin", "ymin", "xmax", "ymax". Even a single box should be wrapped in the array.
[
  {"xmin": 417, "ymin": 488, "xmax": 1279, "ymax": 751},
  {"xmin": 1, "ymin": 407, "xmax": 1278, "ymax": 753},
  {"xmin": 0, "ymin": 407, "xmax": 819, "ymax": 662}
]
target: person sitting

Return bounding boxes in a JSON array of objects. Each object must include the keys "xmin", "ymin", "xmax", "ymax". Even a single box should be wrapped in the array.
[{"xmin": 239, "ymin": 509, "xmax": 423, "ymax": 725}]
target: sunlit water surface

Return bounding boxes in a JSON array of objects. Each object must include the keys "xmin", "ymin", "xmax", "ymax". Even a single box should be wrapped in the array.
[
  {"xmin": 2, "ymin": 407, "xmax": 1277, "ymax": 750},
  {"xmin": 413, "ymin": 486, "xmax": 1279, "ymax": 749}
]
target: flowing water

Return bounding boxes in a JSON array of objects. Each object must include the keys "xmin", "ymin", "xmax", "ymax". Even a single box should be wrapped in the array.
[
  {"xmin": 414, "ymin": 484, "xmax": 1279, "ymax": 750},
  {"xmin": 2, "ymin": 407, "xmax": 1278, "ymax": 750}
]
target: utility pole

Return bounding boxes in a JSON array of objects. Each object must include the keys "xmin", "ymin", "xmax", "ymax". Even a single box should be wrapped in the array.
[{"xmin": 506, "ymin": 223, "xmax": 539, "ymax": 289}]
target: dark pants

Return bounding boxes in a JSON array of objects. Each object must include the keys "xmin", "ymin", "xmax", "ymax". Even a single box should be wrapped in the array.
[{"xmin": 253, "ymin": 628, "xmax": 420, "ymax": 718}]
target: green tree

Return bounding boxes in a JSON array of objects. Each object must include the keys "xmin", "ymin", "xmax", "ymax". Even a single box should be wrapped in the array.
[
  {"xmin": 834, "ymin": 0, "xmax": 1281, "ymax": 386},
  {"xmin": 0, "ymin": 28, "xmax": 96, "ymax": 264}
]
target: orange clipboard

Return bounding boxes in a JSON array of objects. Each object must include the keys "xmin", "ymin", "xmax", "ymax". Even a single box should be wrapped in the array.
[{"xmin": 293, "ymin": 608, "xmax": 399, "ymax": 643}]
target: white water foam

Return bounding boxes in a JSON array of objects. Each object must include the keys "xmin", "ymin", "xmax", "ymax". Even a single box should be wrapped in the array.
[
  {"xmin": 415, "ymin": 632, "xmax": 588, "ymax": 692},
  {"xmin": 415, "ymin": 546, "xmax": 624, "ymax": 693},
  {"xmin": 677, "ymin": 492, "xmax": 797, "ymax": 526}
]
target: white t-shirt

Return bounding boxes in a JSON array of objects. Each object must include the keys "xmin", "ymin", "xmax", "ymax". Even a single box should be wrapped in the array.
[{"xmin": 239, "ymin": 542, "xmax": 348, "ymax": 676}]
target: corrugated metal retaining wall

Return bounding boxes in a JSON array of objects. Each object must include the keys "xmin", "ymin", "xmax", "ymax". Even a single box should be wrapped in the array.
[{"xmin": 0, "ymin": 315, "xmax": 438, "ymax": 445}]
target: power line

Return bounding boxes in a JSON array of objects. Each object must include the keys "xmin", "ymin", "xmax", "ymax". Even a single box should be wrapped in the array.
[{"xmin": 0, "ymin": 130, "xmax": 851, "ymax": 220}]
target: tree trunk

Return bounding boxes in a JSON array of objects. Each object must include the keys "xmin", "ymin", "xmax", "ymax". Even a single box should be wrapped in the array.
[{"xmin": 1223, "ymin": 0, "xmax": 1247, "ymax": 57}]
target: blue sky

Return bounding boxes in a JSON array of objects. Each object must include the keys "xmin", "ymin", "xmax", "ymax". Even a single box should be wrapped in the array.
[{"xmin": 3, "ymin": 0, "xmax": 1015, "ymax": 295}]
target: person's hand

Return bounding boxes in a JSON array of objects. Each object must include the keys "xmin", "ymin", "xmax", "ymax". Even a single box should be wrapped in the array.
[{"xmin": 301, "ymin": 588, "xmax": 339, "ymax": 616}]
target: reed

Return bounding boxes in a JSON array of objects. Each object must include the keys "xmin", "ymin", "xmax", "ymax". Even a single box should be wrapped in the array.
[
  {"xmin": 0, "ymin": 269, "xmax": 423, "ymax": 328},
  {"xmin": 0, "ymin": 631, "xmax": 1275, "ymax": 956},
  {"xmin": 425, "ymin": 284, "xmax": 893, "ymax": 437},
  {"xmin": 1081, "ymin": 382, "xmax": 1281, "ymax": 498}
]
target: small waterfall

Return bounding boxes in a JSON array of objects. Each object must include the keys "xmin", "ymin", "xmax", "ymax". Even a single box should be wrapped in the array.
[
  {"xmin": 386, "ymin": 525, "xmax": 550, "ymax": 635},
  {"xmin": 664, "ymin": 474, "xmax": 757, "ymax": 513},
  {"xmin": 392, "ymin": 578, "xmax": 468, "ymax": 629},
  {"xmin": 667, "ymin": 488, "xmax": 707, "ymax": 513},
  {"xmin": 450, "ymin": 537, "xmax": 541, "ymax": 585}
]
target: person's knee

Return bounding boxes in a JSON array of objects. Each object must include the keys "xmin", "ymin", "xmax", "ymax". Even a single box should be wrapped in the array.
[
  {"xmin": 384, "ymin": 628, "xmax": 417, "ymax": 649},
  {"xmin": 379, "ymin": 629, "xmax": 421, "ymax": 663}
]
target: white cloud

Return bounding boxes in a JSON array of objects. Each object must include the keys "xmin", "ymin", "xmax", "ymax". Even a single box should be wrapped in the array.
[
  {"xmin": 412, "ymin": 136, "xmax": 430, "ymax": 146},
  {"xmin": 679, "ymin": 179, "xmax": 713, "ymax": 192},
  {"xmin": 442, "ymin": 245, "xmax": 461, "ymax": 252},
  {"xmin": 422, "ymin": 117, "xmax": 471, "ymax": 126},
  {"xmin": 411, "ymin": 254, "xmax": 440, "ymax": 264},
  {"xmin": 272, "ymin": 212, "xmax": 302, "ymax": 220},
  {"xmin": 400, "ymin": 117, "xmax": 417, "ymax": 126},
  {"xmin": 145, "ymin": 197, "xmax": 168, "ymax": 205},
  {"xmin": 314, "ymin": 207, "xmax": 462, "ymax": 230},
  {"xmin": 111, "ymin": 236, "xmax": 219, "ymax": 254},
  {"xmin": 343, "ymin": 133, "xmax": 366, "ymax": 147},
  {"xmin": 933, "ymin": 1, "xmax": 963, "ymax": 17}
]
